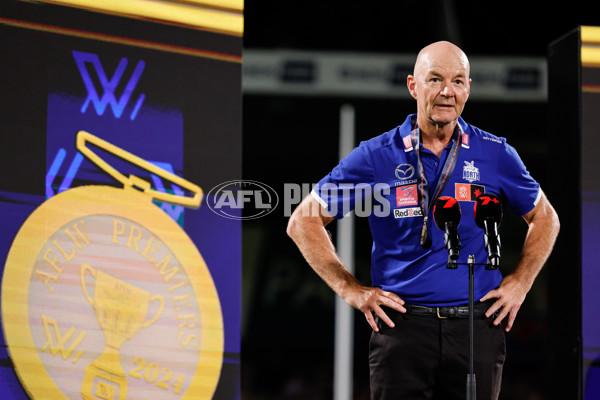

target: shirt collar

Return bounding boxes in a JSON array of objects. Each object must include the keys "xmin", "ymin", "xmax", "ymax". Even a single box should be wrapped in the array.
[{"xmin": 397, "ymin": 114, "xmax": 468, "ymax": 145}]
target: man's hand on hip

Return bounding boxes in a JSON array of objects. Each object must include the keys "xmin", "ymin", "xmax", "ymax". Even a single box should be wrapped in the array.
[
  {"xmin": 480, "ymin": 274, "xmax": 529, "ymax": 332},
  {"xmin": 343, "ymin": 285, "xmax": 406, "ymax": 332}
]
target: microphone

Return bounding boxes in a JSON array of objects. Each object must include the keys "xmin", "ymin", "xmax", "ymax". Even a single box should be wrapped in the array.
[
  {"xmin": 433, "ymin": 196, "xmax": 461, "ymax": 268},
  {"xmin": 474, "ymin": 193, "xmax": 503, "ymax": 269}
]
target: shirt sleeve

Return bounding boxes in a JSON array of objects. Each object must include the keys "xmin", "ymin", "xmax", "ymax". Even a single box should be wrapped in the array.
[
  {"xmin": 498, "ymin": 141, "xmax": 541, "ymax": 216},
  {"xmin": 311, "ymin": 141, "xmax": 375, "ymax": 219}
]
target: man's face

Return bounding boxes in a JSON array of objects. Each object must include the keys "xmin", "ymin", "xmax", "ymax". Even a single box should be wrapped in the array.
[{"xmin": 408, "ymin": 52, "xmax": 471, "ymax": 127}]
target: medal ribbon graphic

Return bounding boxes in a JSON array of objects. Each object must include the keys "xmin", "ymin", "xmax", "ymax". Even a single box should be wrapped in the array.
[{"xmin": 76, "ymin": 131, "xmax": 203, "ymax": 208}]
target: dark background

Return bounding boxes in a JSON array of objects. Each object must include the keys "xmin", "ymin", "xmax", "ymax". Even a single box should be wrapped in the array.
[{"xmin": 241, "ymin": 2, "xmax": 597, "ymax": 399}]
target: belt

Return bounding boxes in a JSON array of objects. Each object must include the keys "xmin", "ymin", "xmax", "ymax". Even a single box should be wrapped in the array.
[{"xmin": 404, "ymin": 301, "xmax": 496, "ymax": 319}]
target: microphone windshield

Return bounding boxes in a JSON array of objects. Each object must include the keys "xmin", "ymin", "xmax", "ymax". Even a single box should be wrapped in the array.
[
  {"xmin": 433, "ymin": 196, "xmax": 461, "ymax": 231},
  {"xmin": 474, "ymin": 193, "xmax": 503, "ymax": 229}
]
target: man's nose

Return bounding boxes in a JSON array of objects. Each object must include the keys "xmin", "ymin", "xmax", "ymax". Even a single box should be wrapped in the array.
[{"xmin": 440, "ymin": 83, "xmax": 454, "ymax": 96}]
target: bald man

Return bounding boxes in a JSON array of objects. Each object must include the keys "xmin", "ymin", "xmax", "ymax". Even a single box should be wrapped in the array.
[{"xmin": 287, "ymin": 41, "xmax": 559, "ymax": 399}]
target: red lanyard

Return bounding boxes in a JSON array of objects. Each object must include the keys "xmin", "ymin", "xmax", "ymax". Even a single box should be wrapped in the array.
[{"xmin": 410, "ymin": 122, "xmax": 462, "ymax": 248}]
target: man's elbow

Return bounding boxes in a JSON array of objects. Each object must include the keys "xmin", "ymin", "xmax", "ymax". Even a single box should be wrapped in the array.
[
  {"xmin": 286, "ymin": 214, "xmax": 297, "ymax": 239},
  {"xmin": 551, "ymin": 206, "xmax": 560, "ymax": 236},
  {"xmin": 541, "ymin": 198, "xmax": 560, "ymax": 240},
  {"xmin": 535, "ymin": 192, "xmax": 560, "ymax": 236},
  {"xmin": 287, "ymin": 195, "xmax": 333, "ymax": 240},
  {"xmin": 286, "ymin": 210, "xmax": 304, "ymax": 240}
]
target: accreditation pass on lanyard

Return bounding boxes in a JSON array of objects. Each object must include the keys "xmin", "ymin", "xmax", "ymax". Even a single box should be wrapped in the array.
[{"xmin": 410, "ymin": 122, "xmax": 462, "ymax": 249}]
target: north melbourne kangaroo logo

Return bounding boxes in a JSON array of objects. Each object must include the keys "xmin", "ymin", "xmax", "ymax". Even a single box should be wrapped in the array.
[{"xmin": 72, "ymin": 51, "xmax": 146, "ymax": 120}]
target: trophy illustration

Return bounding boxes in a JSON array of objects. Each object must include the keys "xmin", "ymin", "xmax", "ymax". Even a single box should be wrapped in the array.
[{"xmin": 80, "ymin": 263, "xmax": 165, "ymax": 400}]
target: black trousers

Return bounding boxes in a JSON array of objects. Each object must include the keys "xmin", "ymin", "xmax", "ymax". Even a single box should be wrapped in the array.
[{"xmin": 369, "ymin": 308, "xmax": 505, "ymax": 400}]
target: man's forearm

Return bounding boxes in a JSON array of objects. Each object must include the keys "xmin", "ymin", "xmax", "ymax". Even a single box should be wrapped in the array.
[
  {"xmin": 286, "ymin": 198, "xmax": 360, "ymax": 299},
  {"xmin": 513, "ymin": 193, "xmax": 560, "ymax": 289},
  {"xmin": 287, "ymin": 196, "xmax": 408, "ymax": 330},
  {"xmin": 482, "ymin": 192, "xmax": 559, "ymax": 330}
]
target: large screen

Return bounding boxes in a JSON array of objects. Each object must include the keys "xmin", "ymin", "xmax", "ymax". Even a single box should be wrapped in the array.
[
  {"xmin": 582, "ymin": 26, "xmax": 600, "ymax": 399},
  {"xmin": 0, "ymin": 1, "xmax": 242, "ymax": 399}
]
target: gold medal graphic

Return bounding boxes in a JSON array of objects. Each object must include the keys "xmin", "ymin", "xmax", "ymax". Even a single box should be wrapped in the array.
[{"xmin": 1, "ymin": 132, "xmax": 224, "ymax": 400}]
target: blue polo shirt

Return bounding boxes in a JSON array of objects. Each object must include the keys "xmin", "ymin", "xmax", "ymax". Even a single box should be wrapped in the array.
[{"xmin": 311, "ymin": 114, "xmax": 540, "ymax": 306}]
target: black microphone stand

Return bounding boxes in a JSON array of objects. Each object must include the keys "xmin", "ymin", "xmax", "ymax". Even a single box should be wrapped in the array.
[{"xmin": 447, "ymin": 255, "xmax": 498, "ymax": 400}]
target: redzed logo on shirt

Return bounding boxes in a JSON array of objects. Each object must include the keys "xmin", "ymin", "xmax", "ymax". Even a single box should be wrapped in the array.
[{"xmin": 396, "ymin": 184, "xmax": 418, "ymax": 206}]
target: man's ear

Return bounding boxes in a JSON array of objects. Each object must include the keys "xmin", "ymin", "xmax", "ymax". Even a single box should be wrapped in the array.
[
  {"xmin": 461, "ymin": 77, "xmax": 472, "ymax": 102},
  {"xmin": 407, "ymin": 75, "xmax": 417, "ymax": 100}
]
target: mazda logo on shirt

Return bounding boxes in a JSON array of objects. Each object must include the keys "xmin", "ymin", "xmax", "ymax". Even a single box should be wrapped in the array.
[{"xmin": 395, "ymin": 164, "xmax": 415, "ymax": 180}]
